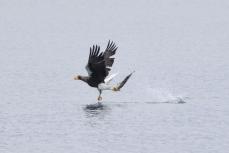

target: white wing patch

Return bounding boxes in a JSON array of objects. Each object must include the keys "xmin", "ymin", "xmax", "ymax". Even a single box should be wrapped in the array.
[
  {"xmin": 104, "ymin": 72, "xmax": 119, "ymax": 84},
  {"xmin": 85, "ymin": 65, "xmax": 92, "ymax": 76}
]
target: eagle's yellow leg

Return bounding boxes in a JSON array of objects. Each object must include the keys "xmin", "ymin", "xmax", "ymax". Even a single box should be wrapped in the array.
[{"xmin": 97, "ymin": 89, "xmax": 103, "ymax": 101}]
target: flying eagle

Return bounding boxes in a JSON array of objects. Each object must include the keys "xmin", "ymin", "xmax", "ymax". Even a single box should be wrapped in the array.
[{"xmin": 74, "ymin": 41, "xmax": 134, "ymax": 101}]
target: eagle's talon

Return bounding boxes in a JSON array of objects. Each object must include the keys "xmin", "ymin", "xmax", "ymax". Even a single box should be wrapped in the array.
[
  {"xmin": 112, "ymin": 87, "xmax": 120, "ymax": 91},
  {"xmin": 98, "ymin": 96, "xmax": 102, "ymax": 101}
]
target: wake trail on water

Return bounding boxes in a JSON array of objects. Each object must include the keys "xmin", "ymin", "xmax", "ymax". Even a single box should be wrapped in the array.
[{"xmin": 131, "ymin": 85, "xmax": 188, "ymax": 104}]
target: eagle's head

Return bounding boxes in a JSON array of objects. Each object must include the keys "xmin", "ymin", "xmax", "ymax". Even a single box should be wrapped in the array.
[
  {"xmin": 74, "ymin": 75, "xmax": 81, "ymax": 80},
  {"xmin": 74, "ymin": 75, "xmax": 89, "ymax": 83}
]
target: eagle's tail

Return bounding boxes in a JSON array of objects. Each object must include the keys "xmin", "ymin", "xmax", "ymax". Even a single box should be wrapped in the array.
[{"xmin": 112, "ymin": 71, "xmax": 135, "ymax": 91}]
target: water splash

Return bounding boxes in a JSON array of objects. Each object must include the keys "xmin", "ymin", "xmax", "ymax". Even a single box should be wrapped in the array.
[{"xmin": 133, "ymin": 86, "xmax": 188, "ymax": 104}]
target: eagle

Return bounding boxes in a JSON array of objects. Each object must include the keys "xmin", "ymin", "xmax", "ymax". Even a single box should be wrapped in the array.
[{"xmin": 74, "ymin": 40, "xmax": 134, "ymax": 101}]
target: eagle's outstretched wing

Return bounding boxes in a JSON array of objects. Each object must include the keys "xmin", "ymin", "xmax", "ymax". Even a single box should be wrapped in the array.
[
  {"xmin": 112, "ymin": 71, "xmax": 135, "ymax": 91},
  {"xmin": 85, "ymin": 41, "xmax": 117, "ymax": 84}
]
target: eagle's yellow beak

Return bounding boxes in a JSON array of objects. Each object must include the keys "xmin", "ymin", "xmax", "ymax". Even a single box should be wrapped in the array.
[{"xmin": 74, "ymin": 76, "xmax": 79, "ymax": 80}]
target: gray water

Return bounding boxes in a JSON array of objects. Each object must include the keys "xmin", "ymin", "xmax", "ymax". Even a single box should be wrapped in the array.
[{"xmin": 1, "ymin": 1, "xmax": 229, "ymax": 153}]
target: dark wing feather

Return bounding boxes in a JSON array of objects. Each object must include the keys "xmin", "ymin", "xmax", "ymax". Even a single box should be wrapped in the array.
[
  {"xmin": 116, "ymin": 71, "xmax": 134, "ymax": 90},
  {"xmin": 85, "ymin": 41, "xmax": 117, "ymax": 85},
  {"xmin": 104, "ymin": 40, "xmax": 117, "ymax": 67}
]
